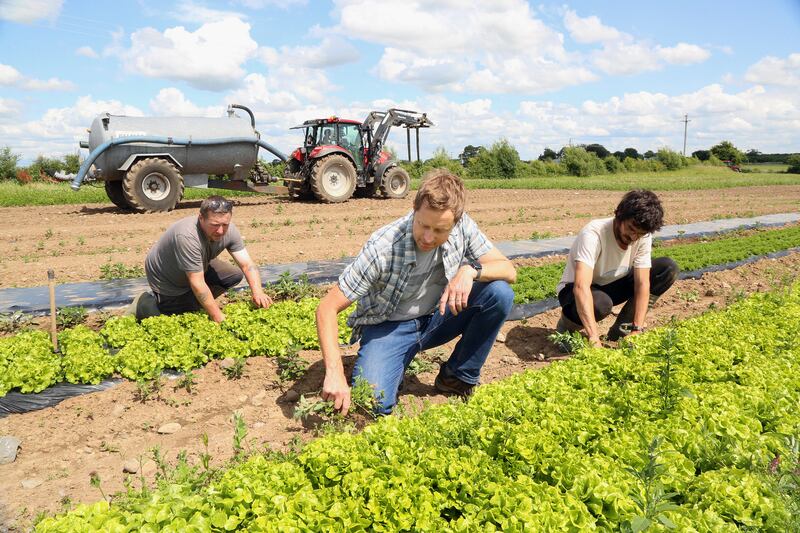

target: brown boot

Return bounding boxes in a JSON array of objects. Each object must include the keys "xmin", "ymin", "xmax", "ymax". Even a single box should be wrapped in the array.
[
  {"xmin": 434, "ymin": 365, "xmax": 476, "ymax": 398},
  {"xmin": 556, "ymin": 312, "xmax": 581, "ymax": 333}
]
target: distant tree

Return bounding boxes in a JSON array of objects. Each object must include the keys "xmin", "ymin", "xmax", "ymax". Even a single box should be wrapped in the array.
[
  {"xmin": 644, "ymin": 150, "xmax": 656, "ymax": 159},
  {"xmin": 710, "ymin": 140, "xmax": 745, "ymax": 165},
  {"xmin": 612, "ymin": 151, "xmax": 626, "ymax": 161},
  {"xmin": 656, "ymin": 147, "xmax": 689, "ymax": 170},
  {"xmin": 458, "ymin": 145, "xmax": 483, "ymax": 167},
  {"xmin": 787, "ymin": 154, "xmax": 800, "ymax": 174},
  {"xmin": 0, "ymin": 146, "xmax": 20, "ymax": 181},
  {"xmin": 28, "ymin": 155, "xmax": 64, "ymax": 178},
  {"xmin": 63, "ymin": 153, "xmax": 81, "ymax": 174},
  {"xmin": 745, "ymin": 149, "xmax": 761, "ymax": 163},
  {"xmin": 584, "ymin": 143, "xmax": 610, "ymax": 159},
  {"xmin": 692, "ymin": 150, "xmax": 711, "ymax": 161},
  {"xmin": 623, "ymin": 147, "xmax": 640, "ymax": 160},
  {"xmin": 493, "ymin": 139, "xmax": 521, "ymax": 179},
  {"xmin": 561, "ymin": 147, "xmax": 606, "ymax": 177},
  {"xmin": 538, "ymin": 147, "xmax": 558, "ymax": 161}
]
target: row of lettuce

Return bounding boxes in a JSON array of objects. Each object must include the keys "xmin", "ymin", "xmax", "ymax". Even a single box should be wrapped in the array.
[
  {"xmin": 0, "ymin": 299, "xmax": 351, "ymax": 396},
  {"xmin": 37, "ymin": 283, "xmax": 800, "ymax": 531},
  {"xmin": 514, "ymin": 223, "xmax": 800, "ymax": 304},
  {"xmin": 2, "ymin": 223, "xmax": 800, "ymax": 399}
]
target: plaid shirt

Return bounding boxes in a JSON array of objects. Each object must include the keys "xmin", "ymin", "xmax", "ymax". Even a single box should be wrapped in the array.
[{"xmin": 339, "ymin": 210, "xmax": 493, "ymax": 339}]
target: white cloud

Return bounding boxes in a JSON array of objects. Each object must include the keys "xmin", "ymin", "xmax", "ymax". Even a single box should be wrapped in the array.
[
  {"xmin": 0, "ymin": 96, "xmax": 143, "ymax": 161},
  {"xmin": 0, "ymin": 0, "xmax": 62, "ymax": 23},
  {"xmin": 335, "ymin": 0, "xmax": 589, "ymax": 94},
  {"xmin": 657, "ymin": 43, "xmax": 711, "ymax": 65},
  {"xmin": 0, "ymin": 97, "xmax": 21, "ymax": 119},
  {"xmin": 76, "ymin": 46, "xmax": 99, "ymax": 58},
  {"xmin": 119, "ymin": 17, "xmax": 258, "ymax": 90},
  {"xmin": 149, "ymin": 88, "xmax": 225, "ymax": 117},
  {"xmin": 0, "ymin": 63, "xmax": 75, "ymax": 91},
  {"xmin": 234, "ymin": 0, "xmax": 306, "ymax": 7},
  {"xmin": 563, "ymin": 9, "xmax": 621, "ymax": 44},
  {"xmin": 0, "ymin": 64, "xmax": 23, "ymax": 85},
  {"xmin": 276, "ymin": 36, "xmax": 360, "ymax": 68},
  {"xmin": 565, "ymin": 10, "xmax": 711, "ymax": 76},
  {"xmin": 744, "ymin": 53, "xmax": 800, "ymax": 87},
  {"xmin": 170, "ymin": 1, "xmax": 246, "ymax": 23}
]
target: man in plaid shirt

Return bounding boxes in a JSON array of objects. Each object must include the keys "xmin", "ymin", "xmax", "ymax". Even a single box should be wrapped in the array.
[{"xmin": 316, "ymin": 170, "xmax": 517, "ymax": 415}]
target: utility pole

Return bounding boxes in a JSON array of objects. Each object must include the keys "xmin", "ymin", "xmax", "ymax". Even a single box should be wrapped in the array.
[{"xmin": 681, "ymin": 114, "xmax": 691, "ymax": 156}]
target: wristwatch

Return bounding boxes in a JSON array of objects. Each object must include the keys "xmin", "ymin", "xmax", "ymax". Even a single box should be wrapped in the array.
[
  {"xmin": 630, "ymin": 324, "xmax": 645, "ymax": 332},
  {"xmin": 470, "ymin": 261, "xmax": 482, "ymax": 281}
]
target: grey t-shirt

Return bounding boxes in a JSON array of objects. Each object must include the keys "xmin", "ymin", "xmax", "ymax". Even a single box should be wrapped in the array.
[
  {"xmin": 388, "ymin": 246, "xmax": 447, "ymax": 321},
  {"xmin": 145, "ymin": 216, "xmax": 244, "ymax": 296}
]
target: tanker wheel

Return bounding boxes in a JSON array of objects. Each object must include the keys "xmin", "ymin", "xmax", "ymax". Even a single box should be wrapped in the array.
[
  {"xmin": 104, "ymin": 180, "xmax": 132, "ymax": 210},
  {"xmin": 122, "ymin": 158, "xmax": 184, "ymax": 213},
  {"xmin": 310, "ymin": 154, "xmax": 357, "ymax": 203},
  {"xmin": 380, "ymin": 166, "xmax": 410, "ymax": 199}
]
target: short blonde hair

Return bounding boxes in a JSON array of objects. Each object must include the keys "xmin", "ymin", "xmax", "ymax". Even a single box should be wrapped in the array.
[{"xmin": 413, "ymin": 169, "xmax": 466, "ymax": 222}]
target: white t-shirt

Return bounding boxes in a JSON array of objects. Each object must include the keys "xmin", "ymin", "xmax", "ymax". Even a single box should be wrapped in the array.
[{"xmin": 556, "ymin": 217, "xmax": 652, "ymax": 295}]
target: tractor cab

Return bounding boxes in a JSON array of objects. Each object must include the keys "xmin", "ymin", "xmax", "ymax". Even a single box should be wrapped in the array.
[{"xmin": 291, "ymin": 117, "xmax": 364, "ymax": 170}]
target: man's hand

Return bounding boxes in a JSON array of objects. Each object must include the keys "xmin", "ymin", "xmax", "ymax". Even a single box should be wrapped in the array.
[
  {"xmin": 587, "ymin": 334, "xmax": 603, "ymax": 348},
  {"xmin": 251, "ymin": 291, "xmax": 272, "ymax": 309},
  {"xmin": 439, "ymin": 265, "xmax": 477, "ymax": 315},
  {"xmin": 321, "ymin": 372, "xmax": 351, "ymax": 416},
  {"xmin": 211, "ymin": 311, "xmax": 226, "ymax": 323}
]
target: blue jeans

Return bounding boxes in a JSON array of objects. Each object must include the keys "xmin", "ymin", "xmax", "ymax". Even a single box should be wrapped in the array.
[{"xmin": 353, "ymin": 281, "xmax": 514, "ymax": 414}]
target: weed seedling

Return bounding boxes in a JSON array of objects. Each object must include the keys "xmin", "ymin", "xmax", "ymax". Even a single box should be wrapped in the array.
[
  {"xmin": 621, "ymin": 435, "xmax": 679, "ymax": 532},
  {"xmin": 232, "ymin": 412, "xmax": 248, "ymax": 458},
  {"xmin": 276, "ymin": 344, "xmax": 308, "ymax": 386},
  {"xmin": 175, "ymin": 371, "xmax": 197, "ymax": 394},
  {"xmin": 89, "ymin": 472, "xmax": 109, "ymax": 502},
  {"xmin": 56, "ymin": 306, "xmax": 87, "ymax": 329},
  {"xmin": 223, "ymin": 358, "xmax": 246, "ymax": 380},
  {"xmin": 134, "ymin": 378, "xmax": 162, "ymax": 402}
]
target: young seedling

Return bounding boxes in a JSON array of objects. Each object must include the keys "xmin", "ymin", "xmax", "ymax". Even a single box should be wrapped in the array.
[
  {"xmin": 175, "ymin": 371, "xmax": 197, "ymax": 394},
  {"xmin": 223, "ymin": 358, "xmax": 246, "ymax": 380},
  {"xmin": 621, "ymin": 435, "xmax": 679, "ymax": 532},
  {"xmin": 232, "ymin": 412, "xmax": 248, "ymax": 458},
  {"xmin": 89, "ymin": 472, "xmax": 109, "ymax": 502},
  {"xmin": 275, "ymin": 344, "xmax": 308, "ymax": 387},
  {"xmin": 548, "ymin": 330, "xmax": 588, "ymax": 354},
  {"xmin": 56, "ymin": 306, "xmax": 87, "ymax": 329}
]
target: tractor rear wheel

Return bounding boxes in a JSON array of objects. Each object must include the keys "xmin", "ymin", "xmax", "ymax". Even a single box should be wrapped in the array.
[
  {"xmin": 104, "ymin": 180, "xmax": 132, "ymax": 210},
  {"xmin": 122, "ymin": 158, "xmax": 184, "ymax": 213},
  {"xmin": 380, "ymin": 166, "xmax": 410, "ymax": 199},
  {"xmin": 310, "ymin": 154, "xmax": 357, "ymax": 203}
]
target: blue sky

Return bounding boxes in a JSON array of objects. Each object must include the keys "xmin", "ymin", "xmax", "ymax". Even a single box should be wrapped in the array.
[{"xmin": 1, "ymin": 0, "xmax": 798, "ymax": 164}]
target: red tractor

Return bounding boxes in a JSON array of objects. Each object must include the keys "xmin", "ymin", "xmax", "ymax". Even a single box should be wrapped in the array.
[{"xmin": 283, "ymin": 108, "xmax": 432, "ymax": 202}]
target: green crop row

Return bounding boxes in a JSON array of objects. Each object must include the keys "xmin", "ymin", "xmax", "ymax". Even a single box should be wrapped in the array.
[
  {"xmin": 514, "ymin": 223, "xmax": 800, "ymax": 304},
  {"xmin": 36, "ymin": 283, "xmax": 800, "ymax": 531},
  {"xmin": 0, "ymin": 298, "xmax": 351, "ymax": 397}
]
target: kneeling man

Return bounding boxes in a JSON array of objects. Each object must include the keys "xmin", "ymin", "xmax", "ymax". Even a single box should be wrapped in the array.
[
  {"xmin": 316, "ymin": 170, "xmax": 517, "ymax": 415},
  {"xmin": 137, "ymin": 195, "xmax": 271, "ymax": 322},
  {"xmin": 556, "ymin": 189, "xmax": 678, "ymax": 346}
]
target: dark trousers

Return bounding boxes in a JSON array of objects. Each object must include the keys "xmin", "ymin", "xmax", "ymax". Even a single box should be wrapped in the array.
[
  {"xmin": 558, "ymin": 257, "xmax": 679, "ymax": 325},
  {"xmin": 154, "ymin": 259, "xmax": 243, "ymax": 315}
]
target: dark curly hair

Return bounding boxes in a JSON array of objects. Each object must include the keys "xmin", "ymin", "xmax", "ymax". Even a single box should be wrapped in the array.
[{"xmin": 614, "ymin": 189, "xmax": 664, "ymax": 233}]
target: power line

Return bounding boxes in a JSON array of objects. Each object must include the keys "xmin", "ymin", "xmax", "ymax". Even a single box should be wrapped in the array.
[{"xmin": 681, "ymin": 114, "xmax": 691, "ymax": 156}]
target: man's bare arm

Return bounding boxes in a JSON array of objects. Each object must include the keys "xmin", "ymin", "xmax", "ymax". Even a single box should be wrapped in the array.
[
  {"xmin": 187, "ymin": 271, "xmax": 225, "ymax": 322},
  {"xmin": 316, "ymin": 286, "xmax": 354, "ymax": 415}
]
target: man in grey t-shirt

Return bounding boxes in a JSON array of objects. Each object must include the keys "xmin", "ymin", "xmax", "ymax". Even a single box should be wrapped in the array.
[{"xmin": 133, "ymin": 196, "xmax": 271, "ymax": 322}]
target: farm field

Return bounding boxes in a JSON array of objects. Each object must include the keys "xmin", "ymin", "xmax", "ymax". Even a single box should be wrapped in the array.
[
  {"xmin": 2, "ymin": 247, "xmax": 800, "ymax": 530},
  {"xmin": 2, "ymin": 185, "xmax": 800, "ymax": 288}
]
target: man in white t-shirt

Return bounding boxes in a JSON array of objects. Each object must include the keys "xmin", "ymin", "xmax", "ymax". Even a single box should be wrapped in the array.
[{"xmin": 555, "ymin": 190, "xmax": 678, "ymax": 346}]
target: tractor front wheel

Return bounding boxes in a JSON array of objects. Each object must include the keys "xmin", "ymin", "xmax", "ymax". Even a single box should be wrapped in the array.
[
  {"xmin": 310, "ymin": 154, "xmax": 357, "ymax": 203},
  {"xmin": 122, "ymin": 158, "xmax": 184, "ymax": 213},
  {"xmin": 380, "ymin": 166, "xmax": 410, "ymax": 199}
]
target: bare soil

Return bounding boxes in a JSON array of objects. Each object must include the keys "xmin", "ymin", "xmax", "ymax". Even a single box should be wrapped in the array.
[
  {"xmin": 2, "ymin": 186, "xmax": 800, "ymax": 288},
  {"xmin": 1, "ymin": 250, "xmax": 799, "ymax": 530}
]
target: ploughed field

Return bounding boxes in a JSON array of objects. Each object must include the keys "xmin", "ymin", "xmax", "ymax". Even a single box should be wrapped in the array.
[{"xmin": 2, "ymin": 185, "xmax": 800, "ymax": 288}]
